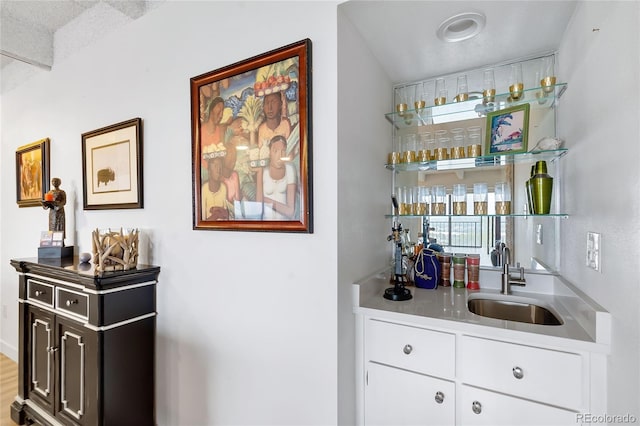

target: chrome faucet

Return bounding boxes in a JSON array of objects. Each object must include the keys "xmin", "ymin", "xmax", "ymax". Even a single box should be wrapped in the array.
[{"xmin": 500, "ymin": 247, "xmax": 526, "ymax": 295}]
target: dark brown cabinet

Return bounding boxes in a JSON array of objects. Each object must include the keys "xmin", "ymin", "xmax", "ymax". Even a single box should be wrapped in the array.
[{"xmin": 10, "ymin": 257, "xmax": 160, "ymax": 426}]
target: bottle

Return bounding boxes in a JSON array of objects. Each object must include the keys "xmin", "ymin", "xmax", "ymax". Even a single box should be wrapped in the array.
[{"xmin": 530, "ymin": 160, "xmax": 553, "ymax": 214}]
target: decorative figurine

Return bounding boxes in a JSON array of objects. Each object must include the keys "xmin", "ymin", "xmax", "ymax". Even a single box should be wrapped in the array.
[{"xmin": 42, "ymin": 177, "xmax": 66, "ymax": 240}]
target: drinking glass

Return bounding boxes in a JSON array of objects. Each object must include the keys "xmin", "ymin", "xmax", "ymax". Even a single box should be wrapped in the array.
[
  {"xmin": 434, "ymin": 130, "xmax": 449, "ymax": 160},
  {"xmin": 435, "ymin": 78, "xmax": 447, "ymax": 106},
  {"xmin": 397, "ymin": 186, "xmax": 413, "ymax": 215},
  {"xmin": 483, "ymin": 68, "xmax": 496, "ymax": 104},
  {"xmin": 417, "ymin": 132, "xmax": 431, "ymax": 162},
  {"xmin": 431, "ymin": 185, "xmax": 447, "ymax": 215},
  {"xmin": 401, "ymin": 133, "xmax": 417, "ymax": 163},
  {"xmin": 540, "ymin": 56, "xmax": 556, "ymax": 94},
  {"xmin": 509, "ymin": 63, "xmax": 524, "ymax": 101},
  {"xmin": 388, "ymin": 134, "xmax": 401, "ymax": 164},
  {"xmin": 414, "ymin": 82, "xmax": 427, "ymax": 111},
  {"xmin": 452, "ymin": 184, "xmax": 467, "ymax": 215},
  {"xmin": 456, "ymin": 75, "xmax": 469, "ymax": 102},
  {"xmin": 495, "ymin": 181, "xmax": 512, "ymax": 214},
  {"xmin": 473, "ymin": 182, "xmax": 488, "ymax": 214},
  {"xmin": 413, "ymin": 186, "xmax": 429, "ymax": 215}
]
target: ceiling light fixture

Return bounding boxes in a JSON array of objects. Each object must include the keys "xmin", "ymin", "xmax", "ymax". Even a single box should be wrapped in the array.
[{"xmin": 436, "ymin": 12, "xmax": 486, "ymax": 43}]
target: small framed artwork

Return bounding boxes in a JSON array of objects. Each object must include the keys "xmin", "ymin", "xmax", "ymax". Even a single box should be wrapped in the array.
[
  {"xmin": 485, "ymin": 103, "xmax": 530, "ymax": 155},
  {"xmin": 16, "ymin": 138, "xmax": 50, "ymax": 207},
  {"xmin": 81, "ymin": 118, "xmax": 143, "ymax": 210},
  {"xmin": 190, "ymin": 38, "xmax": 313, "ymax": 232}
]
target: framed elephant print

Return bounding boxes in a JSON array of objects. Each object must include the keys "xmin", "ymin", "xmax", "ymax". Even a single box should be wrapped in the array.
[
  {"xmin": 81, "ymin": 118, "xmax": 143, "ymax": 209},
  {"xmin": 190, "ymin": 39, "xmax": 313, "ymax": 233}
]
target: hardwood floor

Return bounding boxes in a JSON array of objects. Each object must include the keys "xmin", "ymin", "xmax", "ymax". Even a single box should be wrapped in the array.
[{"xmin": 0, "ymin": 353, "xmax": 18, "ymax": 426}]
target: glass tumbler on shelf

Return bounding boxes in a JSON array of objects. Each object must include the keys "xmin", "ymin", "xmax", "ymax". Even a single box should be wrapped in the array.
[
  {"xmin": 509, "ymin": 63, "xmax": 524, "ymax": 101},
  {"xmin": 431, "ymin": 185, "xmax": 447, "ymax": 215},
  {"xmin": 395, "ymin": 86, "xmax": 409, "ymax": 116},
  {"xmin": 452, "ymin": 184, "xmax": 467, "ymax": 215},
  {"xmin": 540, "ymin": 56, "xmax": 556, "ymax": 94},
  {"xmin": 473, "ymin": 182, "xmax": 488, "ymax": 215},
  {"xmin": 388, "ymin": 134, "xmax": 401, "ymax": 165},
  {"xmin": 483, "ymin": 68, "xmax": 496, "ymax": 104},
  {"xmin": 466, "ymin": 126, "xmax": 482, "ymax": 157},
  {"xmin": 401, "ymin": 133, "xmax": 417, "ymax": 163},
  {"xmin": 451, "ymin": 135, "xmax": 466, "ymax": 159},
  {"xmin": 495, "ymin": 181, "xmax": 512, "ymax": 214},
  {"xmin": 397, "ymin": 186, "xmax": 413, "ymax": 215},
  {"xmin": 434, "ymin": 130, "xmax": 449, "ymax": 160},
  {"xmin": 413, "ymin": 186, "xmax": 430, "ymax": 215},
  {"xmin": 417, "ymin": 132, "xmax": 431, "ymax": 162},
  {"xmin": 435, "ymin": 78, "xmax": 447, "ymax": 106},
  {"xmin": 456, "ymin": 74, "xmax": 469, "ymax": 102}
]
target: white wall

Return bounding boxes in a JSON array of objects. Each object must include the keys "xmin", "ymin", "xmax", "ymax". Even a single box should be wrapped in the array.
[
  {"xmin": 0, "ymin": 2, "xmax": 339, "ymax": 425},
  {"xmin": 336, "ymin": 8, "xmax": 392, "ymax": 425},
  {"xmin": 558, "ymin": 1, "xmax": 640, "ymax": 419}
]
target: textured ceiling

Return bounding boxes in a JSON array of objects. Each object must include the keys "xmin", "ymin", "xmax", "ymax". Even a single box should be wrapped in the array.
[
  {"xmin": 0, "ymin": 0, "xmax": 151, "ymax": 69},
  {"xmin": 339, "ymin": 0, "xmax": 577, "ymax": 84},
  {"xmin": 1, "ymin": 1, "xmax": 577, "ymax": 90}
]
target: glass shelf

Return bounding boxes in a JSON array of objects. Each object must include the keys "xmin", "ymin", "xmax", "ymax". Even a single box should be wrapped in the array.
[
  {"xmin": 385, "ymin": 83, "xmax": 567, "ymax": 128},
  {"xmin": 386, "ymin": 148, "xmax": 568, "ymax": 172},
  {"xmin": 385, "ymin": 213, "xmax": 569, "ymax": 219}
]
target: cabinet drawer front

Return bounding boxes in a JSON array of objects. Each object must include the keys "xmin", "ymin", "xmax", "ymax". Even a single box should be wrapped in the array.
[
  {"xmin": 56, "ymin": 288, "xmax": 89, "ymax": 320},
  {"xmin": 27, "ymin": 280, "xmax": 54, "ymax": 307},
  {"xmin": 366, "ymin": 319, "xmax": 455, "ymax": 378},
  {"xmin": 459, "ymin": 384, "xmax": 578, "ymax": 425},
  {"xmin": 459, "ymin": 335, "xmax": 583, "ymax": 409}
]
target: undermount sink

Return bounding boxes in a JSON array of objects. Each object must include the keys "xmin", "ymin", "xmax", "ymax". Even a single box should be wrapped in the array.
[{"xmin": 467, "ymin": 295, "xmax": 564, "ymax": 326}]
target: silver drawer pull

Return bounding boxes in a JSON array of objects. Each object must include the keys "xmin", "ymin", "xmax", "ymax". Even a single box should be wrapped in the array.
[
  {"xmin": 65, "ymin": 299, "xmax": 78, "ymax": 307},
  {"xmin": 434, "ymin": 391, "xmax": 445, "ymax": 404},
  {"xmin": 403, "ymin": 344, "xmax": 413, "ymax": 355},
  {"xmin": 512, "ymin": 366, "xmax": 524, "ymax": 379},
  {"xmin": 34, "ymin": 290, "xmax": 45, "ymax": 297},
  {"xmin": 472, "ymin": 400, "xmax": 482, "ymax": 414}
]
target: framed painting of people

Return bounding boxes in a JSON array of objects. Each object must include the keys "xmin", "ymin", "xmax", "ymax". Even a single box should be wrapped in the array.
[
  {"xmin": 16, "ymin": 138, "xmax": 50, "ymax": 207},
  {"xmin": 190, "ymin": 39, "xmax": 313, "ymax": 233},
  {"xmin": 81, "ymin": 118, "xmax": 144, "ymax": 210}
]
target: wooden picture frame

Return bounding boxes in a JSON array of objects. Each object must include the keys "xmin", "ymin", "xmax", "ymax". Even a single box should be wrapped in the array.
[
  {"xmin": 16, "ymin": 138, "xmax": 50, "ymax": 207},
  {"xmin": 190, "ymin": 39, "xmax": 313, "ymax": 233},
  {"xmin": 485, "ymin": 103, "xmax": 530, "ymax": 155},
  {"xmin": 81, "ymin": 118, "xmax": 143, "ymax": 210}
]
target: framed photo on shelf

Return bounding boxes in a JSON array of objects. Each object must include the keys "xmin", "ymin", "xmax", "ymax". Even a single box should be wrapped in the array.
[
  {"xmin": 81, "ymin": 118, "xmax": 143, "ymax": 210},
  {"xmin": 190, "ymin": 38, "xmax": 313, "ymax": 233},
  {"xmin": 16, "ymin": 138, "xmax": 50, "ymax": 207},
  {"xmin": 485, "ymin": 103, "xmax": 530, "ymax": 155}
]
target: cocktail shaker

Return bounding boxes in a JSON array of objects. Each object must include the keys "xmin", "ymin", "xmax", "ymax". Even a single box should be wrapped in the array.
[{"xmin": 530, "ymin": 160, "xmax": 553, "ymax": 214}]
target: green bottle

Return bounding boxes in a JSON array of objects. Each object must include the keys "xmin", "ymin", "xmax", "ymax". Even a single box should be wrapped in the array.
[{"xmin": 530, "ymin": 160, "xmax": 553, "ymax": 214}]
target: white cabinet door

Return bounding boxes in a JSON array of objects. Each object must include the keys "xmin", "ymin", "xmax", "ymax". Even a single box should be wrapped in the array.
[
  {"xmin": 459, "ymin": 384, "xmax": 578, "ymax": 426},
  {"xmin": 365, "ymin": 361, "xmax": 454, "ymax": 426}
]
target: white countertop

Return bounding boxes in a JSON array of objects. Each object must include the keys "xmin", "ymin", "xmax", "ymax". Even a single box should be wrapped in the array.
[{"xmin": 354, "ymin": 268, "xmax": 611, "ymax": 353}]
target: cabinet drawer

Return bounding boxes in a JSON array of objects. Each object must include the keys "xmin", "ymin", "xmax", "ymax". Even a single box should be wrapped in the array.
[
  {"xmin": 56, "ymin": 288, "xmax": 89, "ymax": 320},
  {"xmin": 459, "ymin": 335, "xmax": 583, "ymax": 410},
  {"xmin": 459, "ymin": 384, "xmax": 578, "ymax": 425},
  {"xmin": 366, "ymin": 319, "xmax": 455, "ymax": 378},
  {"xmin": 27, "ymin": 279, "xmax": 54, "ymax": 307}
]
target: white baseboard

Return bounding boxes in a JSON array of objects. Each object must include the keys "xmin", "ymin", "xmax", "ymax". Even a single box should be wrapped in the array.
[{"xmin": 0, "ymin": 339, "xmax": 18, "ymax": 362}]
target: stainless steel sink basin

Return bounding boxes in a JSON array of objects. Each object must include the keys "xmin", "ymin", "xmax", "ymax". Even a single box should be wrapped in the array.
[{"xmin": 468, "ymin": 296, "xmax": 563, "ymax": 326}]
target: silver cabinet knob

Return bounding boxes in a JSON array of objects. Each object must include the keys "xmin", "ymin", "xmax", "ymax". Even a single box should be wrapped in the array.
[
  {"xmin": 403, "ymin": 344, "xmax": 413, "ymax": 355},
  {"xmin": 472, "ymin": 400, "xmax": 482, "ymax": 414},
  {"xmin": 434, "ymin": 391, "xmax": 445, "ymax": 404},
  {"xmin": 513, "ymin": 366, "xmax": 524, "ymax": 379},
  {"xmin": 66, "ymin": 299, "xmax": 77, "ymax": 307},
  {"xmin": 35, "ymin": 290, "xmax": 44, "ymax": 297}
]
